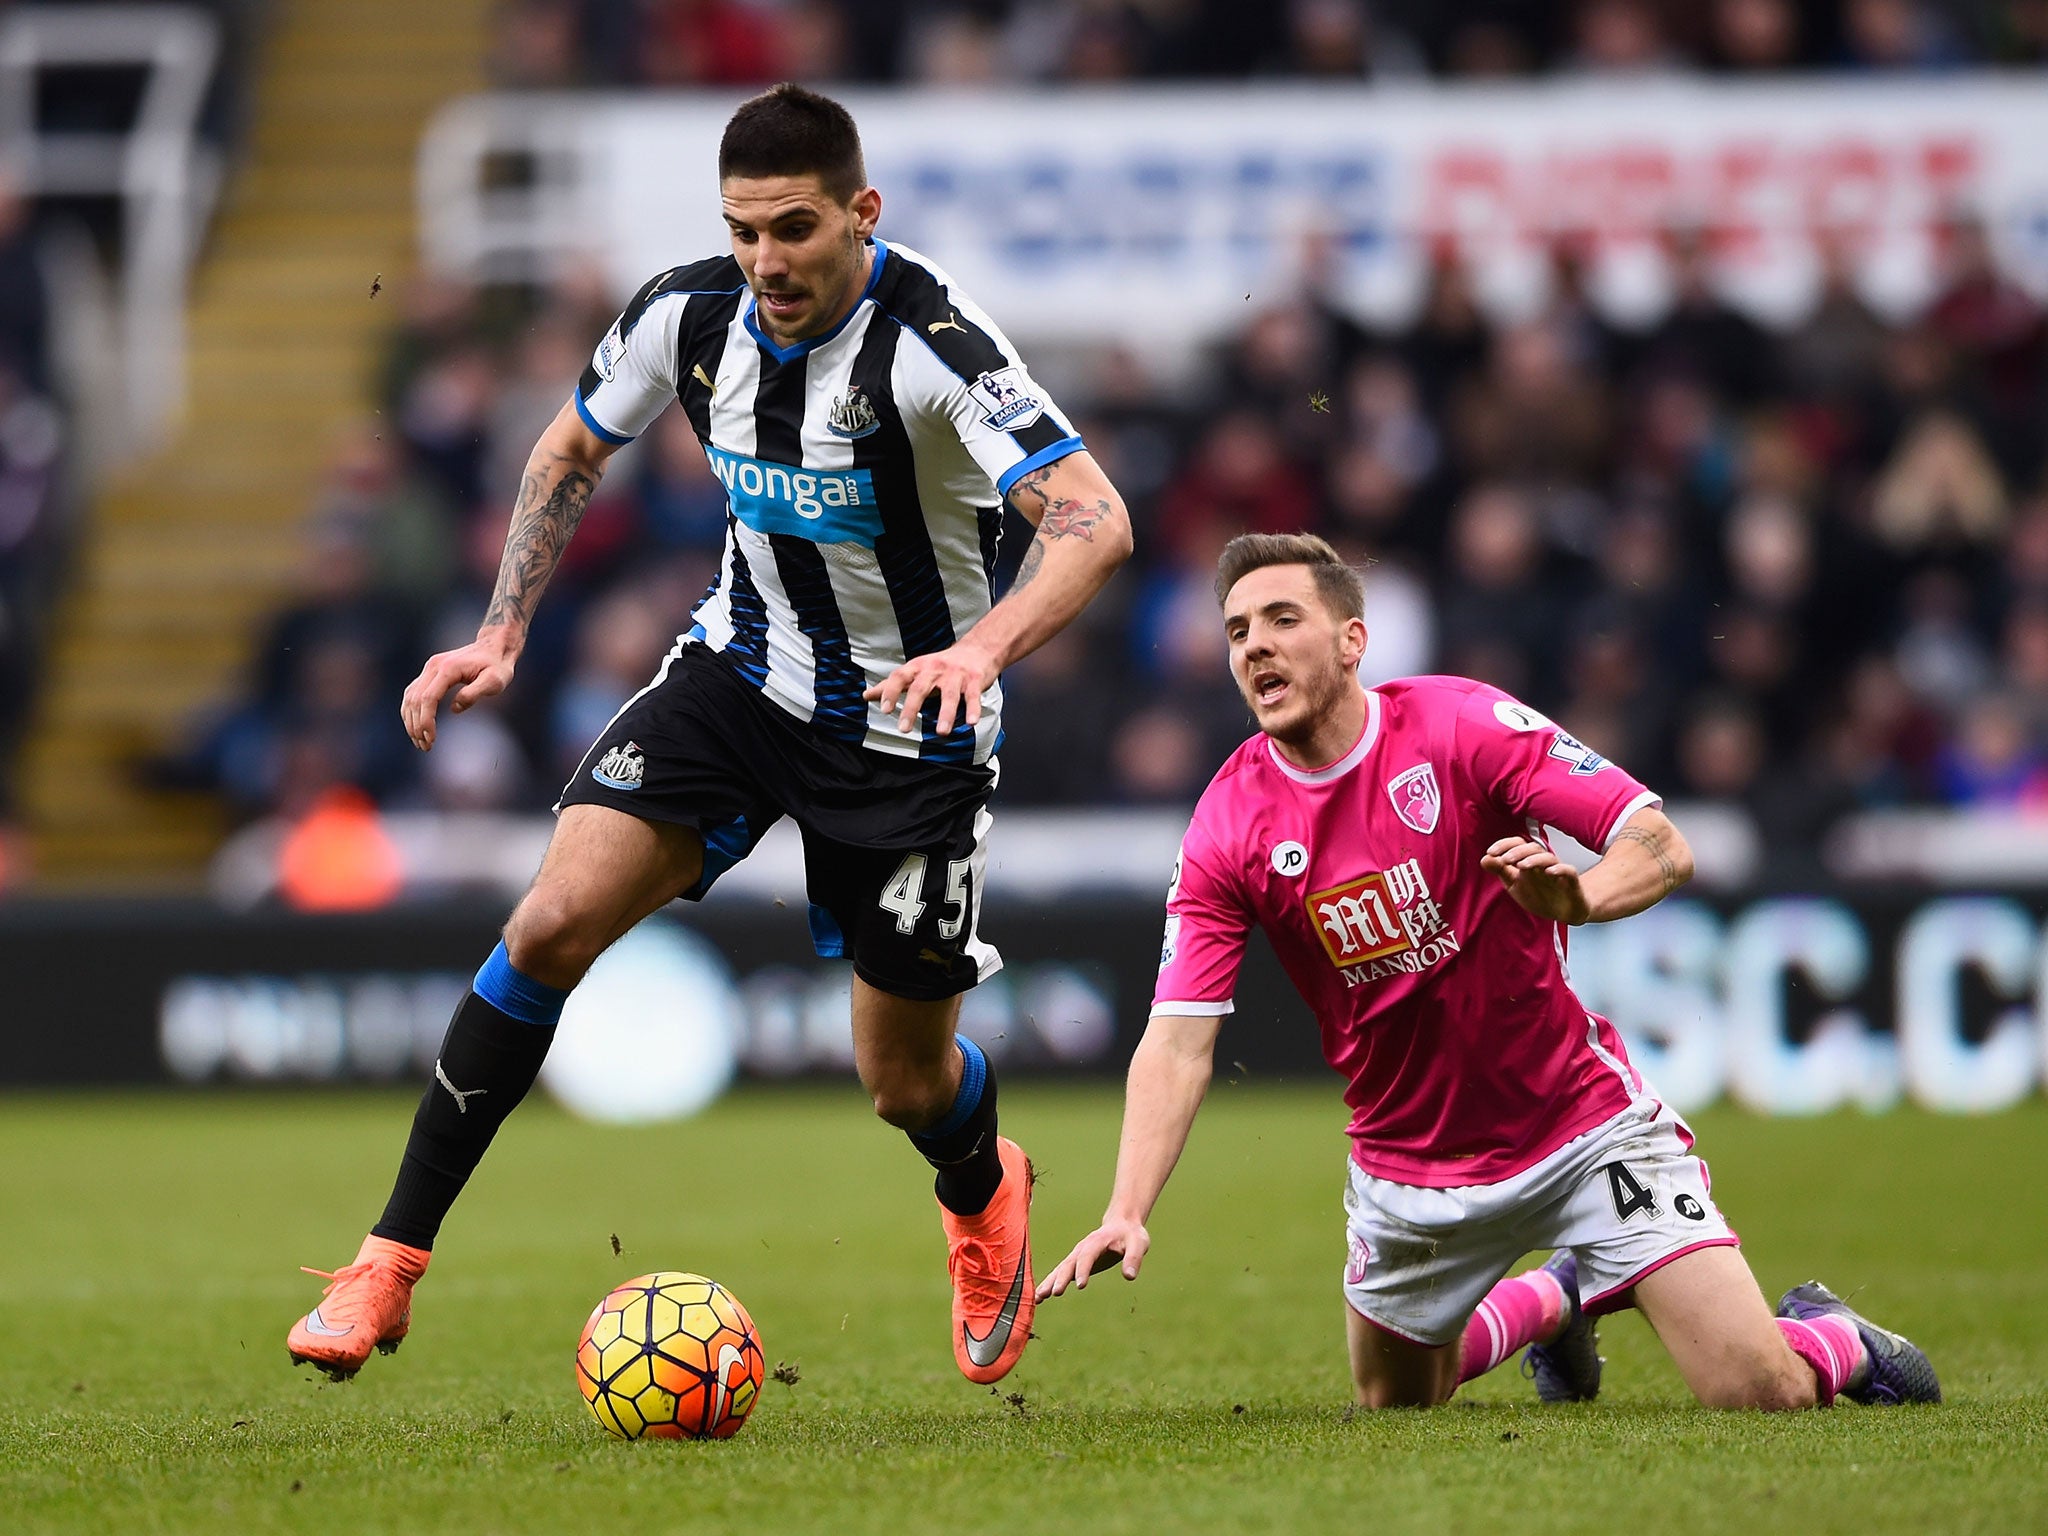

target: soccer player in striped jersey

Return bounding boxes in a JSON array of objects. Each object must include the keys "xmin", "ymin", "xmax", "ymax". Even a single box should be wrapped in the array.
[
  {"xmin": 1038, "ymin": 534, "xmax": 1938, "ymax": 1413},
  {"xmin": 288, "ymin": 84, "xmax": 1131, "ymax": 1387}
]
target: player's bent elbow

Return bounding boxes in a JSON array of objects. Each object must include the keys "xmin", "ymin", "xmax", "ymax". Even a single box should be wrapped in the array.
[
  {"xmin": 1139, "ymin": 1012, "xmax": 1224, "ymax": 1075},
  {"xmin": 1665, "ymin": 825, "xmax": 1696, "ymax": 890},
  {"xmin": 1101, "ymin": 501, "xmax": 1135, "ymax": 567},
  {"xmin": 535, "ymin": 401, "xmax": 617, "ymax": 477}
]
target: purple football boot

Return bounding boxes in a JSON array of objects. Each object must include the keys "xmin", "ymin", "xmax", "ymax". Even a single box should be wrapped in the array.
[
  {"xmin": 1778, "ymin": 1281, "xmax": 1941, "ymax": 1405},
  {"xmin": 1522, "ymin": 1250, "xmax": 1602, "ymax": 1403}
]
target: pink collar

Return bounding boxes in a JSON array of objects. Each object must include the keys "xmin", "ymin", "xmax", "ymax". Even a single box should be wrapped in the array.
[{"xmin": 1266, "ymin": 691, "xmax": 1381, "ymax": 785}]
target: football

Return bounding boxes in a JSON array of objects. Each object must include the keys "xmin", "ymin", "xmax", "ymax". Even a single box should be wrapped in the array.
[{"xmin": 576, "ymin": 1271, "xmax": 765, "ymax": 1440}]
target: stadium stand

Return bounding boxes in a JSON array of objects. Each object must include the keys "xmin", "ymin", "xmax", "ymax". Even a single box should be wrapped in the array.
[
  {"xmin": 14, "ymin": 0, "xmax": 2048, "ymax": 892},
  {"xmin": 484, "ymin": 0, "xmax": 2048, "ymax": 87},
  {"xmin": 156, "ymin": 210, "xmax": 2046, "ymax": 894},
  {"xmin": 15, "ymin": 0, "xmax": 496, "ymax": 887}
]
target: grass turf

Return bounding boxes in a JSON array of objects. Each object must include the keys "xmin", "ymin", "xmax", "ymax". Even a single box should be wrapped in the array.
[{"xmin": 0, "ymin": 1084, "xmax": 2042, "ymax": 1534}]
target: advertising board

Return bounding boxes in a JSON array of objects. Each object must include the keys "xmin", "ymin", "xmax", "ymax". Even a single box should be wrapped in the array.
[
  {"xmin": 5, "ymin": 891, "xmax": 2047, "ymax": 1115},
  {"xmin": 423, "ymin": 78, "xmax": 2048, "ymax": 339}
]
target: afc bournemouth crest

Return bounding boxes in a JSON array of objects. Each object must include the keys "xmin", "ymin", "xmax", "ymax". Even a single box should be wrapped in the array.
[
  {"xmin": 1387, "ymin": 763, "xmax": 1441, "ymax": 835},
  {"xmin": 826, "ymin": 385, "xmax": 879, "ymax": 439},
  {"xmin": 1345, "ymin": 1233, "xmax": 1373, "ymax": 1287},
  {"xmin": 592, "ymin": 740, "xmax": 645, "ymax": 791}
]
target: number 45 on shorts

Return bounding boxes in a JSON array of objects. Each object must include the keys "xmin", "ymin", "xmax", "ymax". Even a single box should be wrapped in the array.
[{"xmin": 879, "ymin": 853, "xmax": 973, "ymax": 939}]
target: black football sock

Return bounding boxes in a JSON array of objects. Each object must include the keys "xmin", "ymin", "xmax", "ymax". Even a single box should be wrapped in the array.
[
  {"xmin": 371, "ymin": 943, "xmax": 566, "ymax": 1251},
  {"xmin": 910, "ymin": 1037, "xmax": 1004, "ymax": 1217}
]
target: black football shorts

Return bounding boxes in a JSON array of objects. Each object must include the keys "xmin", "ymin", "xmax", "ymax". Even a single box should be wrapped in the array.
[{"xmin": 556, "ymin": 642, "xmax": 999, "ymax": 1001}]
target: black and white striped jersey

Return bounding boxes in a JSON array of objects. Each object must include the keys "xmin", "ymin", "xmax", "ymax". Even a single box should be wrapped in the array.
[{"xmin": 573, "ymin": 239, "xmax": 1083, "ymax": 766}]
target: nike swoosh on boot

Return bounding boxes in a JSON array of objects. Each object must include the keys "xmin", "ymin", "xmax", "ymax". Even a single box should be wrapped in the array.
[
  {"xmin": 300, "ymin": 1306, "xmax": 353, "ymax": 1338},
  {"xmin": 962, "ymin": 1257, "xmax": 1028, "ymax": 1369}
]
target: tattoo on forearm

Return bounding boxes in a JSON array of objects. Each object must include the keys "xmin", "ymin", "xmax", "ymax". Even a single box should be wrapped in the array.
[
  {"xmin": 1005, "ymin": 464, "xmax": 1111, "ymax": 594},
  {"xmin": 481, "ymin": 458, "xmax": 597, "ymax": 630},
  {"xmin": 1612, "ymin": 826, "xmax": 1680, "ymax": 892}
]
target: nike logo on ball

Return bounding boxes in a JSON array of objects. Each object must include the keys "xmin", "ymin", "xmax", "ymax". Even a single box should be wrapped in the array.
[
  {"xmin": 301, "ymin": 1307, "xmax": 352, "ymax": 1338},
  {"xmin": 962, "ymin": 1257, "xmax": 1028, "ymax": 1368}
]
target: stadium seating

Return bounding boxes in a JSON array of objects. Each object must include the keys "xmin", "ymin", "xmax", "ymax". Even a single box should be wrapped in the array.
[{"xmin": 17, "ymin": 0, "xmax": 493, "ymax": 885}]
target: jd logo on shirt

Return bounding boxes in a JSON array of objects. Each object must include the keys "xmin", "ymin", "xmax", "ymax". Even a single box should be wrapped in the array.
[{"xmin": 703, "ymin": 446, "xmax": 882, "ymax": 547}]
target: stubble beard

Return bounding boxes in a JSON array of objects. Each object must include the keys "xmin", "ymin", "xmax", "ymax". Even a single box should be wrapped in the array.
[
  {"xmin": 1247, "ymin": 654, "xmax": 1347, "ymax": 758},
  {"xmin": 757, "ymin": 231, "xmax": 866, "ymax": 345}
]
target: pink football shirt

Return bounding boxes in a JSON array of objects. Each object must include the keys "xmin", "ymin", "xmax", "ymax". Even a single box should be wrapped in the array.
[{"xmin": 1153, "ymin": 676, "xmax": 1662, "ymax": 1187}]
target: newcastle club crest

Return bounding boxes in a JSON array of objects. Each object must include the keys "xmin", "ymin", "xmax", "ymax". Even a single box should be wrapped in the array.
[
  {"xmin": 826, "ymin": 385, "xmax": 879, "ymax": 439},
  {"xmin": 1387, "ymin": 763, "xmax": 1441, "ymax": 835},
  {"xmin": 592, "ymin": 740, "xmax": 645, "ymax": 792}
]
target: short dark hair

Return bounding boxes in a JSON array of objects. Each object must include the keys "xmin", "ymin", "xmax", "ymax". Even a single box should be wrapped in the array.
[
  {"xmin": 719, "ymin": 83, "xmax": 867, "ymax": 202},
  {"xmin": 1214, "ymin": 532, "xmax": 1365, "ymax": 621}
]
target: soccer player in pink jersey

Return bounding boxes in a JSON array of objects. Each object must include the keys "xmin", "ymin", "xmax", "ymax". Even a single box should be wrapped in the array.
[{"xmin": 1038, "ymin": 533, "xmax": 1938, "ymax": 1411}]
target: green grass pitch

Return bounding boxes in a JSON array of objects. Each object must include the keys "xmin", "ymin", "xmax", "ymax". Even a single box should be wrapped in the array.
[{"xmin": 1, "ymin": 1084, "xmax": 2043, "ymax": 1534}]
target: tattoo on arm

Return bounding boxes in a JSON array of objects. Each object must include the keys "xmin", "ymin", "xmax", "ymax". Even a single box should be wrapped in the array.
[
  {"xmin": 480, "ymin": 458, "xmax": 598, "ymax": 631},
  {"xmin": 1611, "ymin": 826, "xmax": 1680, "ymax": 892},
  {"xmin": 1005, "ymin": 464, "xmax": 1111, "ymax": 594}
]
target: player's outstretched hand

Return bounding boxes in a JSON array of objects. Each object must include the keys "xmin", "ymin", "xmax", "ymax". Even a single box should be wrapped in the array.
[
  {"xmin": 864, "ymin": 638, "xmax": 1000, "ymax": 738},
  {"xmin": 1036, "ymin": 1218, "xmax": 1149, "ymax": 1301},
  {"xmin": 401, "ymin": 633, "xmax": 518, "ymax": 751},
  {"xmin": 1480, "ymin": 836, "xmax": 1591, "ymax": 925}
]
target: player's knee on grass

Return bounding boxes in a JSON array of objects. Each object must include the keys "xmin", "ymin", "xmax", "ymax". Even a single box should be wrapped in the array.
[
  {"xmin": 1684, "ymin": 1337, "xmax": 1819, "ymax": 1411},
  {"xmin": 1351, "ymin": 1377, "xmax": 1457, "ymax": 1410},
  {"xmin": 1631, "ymin": 1246, "xmax": 1818, "ymax": 1410},
  {"xmin": 1346, "ymin": 1306, "xmax": 1459, "ymax": 1409}
]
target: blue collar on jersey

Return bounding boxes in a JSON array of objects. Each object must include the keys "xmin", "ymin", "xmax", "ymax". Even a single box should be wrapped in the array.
[{"xmin": 743, "ymin": 238, "xmax": 890, "ymax": 363}]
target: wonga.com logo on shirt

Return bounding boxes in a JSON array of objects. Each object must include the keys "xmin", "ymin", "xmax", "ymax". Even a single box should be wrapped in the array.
[{"xmin": 704, "ymin": 447, "xmax": 882, "ymax": 547}]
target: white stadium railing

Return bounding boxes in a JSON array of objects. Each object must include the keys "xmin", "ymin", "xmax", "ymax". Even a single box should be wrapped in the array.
[
  {"xmin": 0, "ymin": 4, "xmax": 220, "ymax": 453},
  {"xmin": 416, "ymin": 93, "xmax": 592, "ymax": 288}
]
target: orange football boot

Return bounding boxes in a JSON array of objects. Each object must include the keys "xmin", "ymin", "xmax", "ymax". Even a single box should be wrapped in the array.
[
  {"xmin": 941, "ymin": 1137, "xmax": 1035, "ymax": 1384},
  {"xmin": 287, "ymin": 1234, "xmax": 430, "ymax": 1380}
]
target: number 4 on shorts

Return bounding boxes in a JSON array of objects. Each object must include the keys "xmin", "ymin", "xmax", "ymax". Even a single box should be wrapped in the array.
[
  {"xmin": 879, "ymin": 853, "xmax": 973, "ymax": 938},
  {"xmin": 1604, "ymin": 1161, "xmax": 1661, "ymax": 1222}
]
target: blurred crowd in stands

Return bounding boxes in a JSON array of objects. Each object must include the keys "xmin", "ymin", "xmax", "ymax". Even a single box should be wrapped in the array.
[
  {"xmin": 15, "ymin": 0, "xmax": 2027, "ymax": 885},
  {"xmin": 163, "ymin": 210, "xmax": 2048, "ymax": 880},
  {"xmin": 0, "ymin": 173, "xmax": 62, "ymax": 888},
  {"xmin": 486, "ymin": 0, "xmax": 2048, "ymax": 87}
]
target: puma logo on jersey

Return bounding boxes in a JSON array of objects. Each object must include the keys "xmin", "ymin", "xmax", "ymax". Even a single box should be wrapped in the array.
[
  {"xmin": 435, "ymin": 1060, "xmax": 488, "ymax": 1114},
  {"xmin": 928, "ymin": 312, "xmax": 967, "ymax": 335},
  {"xmin": 692, "ymin": 363, "xmax": 716, "ymax": 392}
]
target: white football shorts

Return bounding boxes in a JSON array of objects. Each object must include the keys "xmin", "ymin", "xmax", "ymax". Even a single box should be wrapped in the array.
[{"xmin": 1340, "ymin": 1097, "xmax": 1738, "ymax": 1346}]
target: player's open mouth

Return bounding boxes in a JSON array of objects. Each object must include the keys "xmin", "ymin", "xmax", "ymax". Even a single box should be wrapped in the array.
[
  {"xmin": 1251, "ymin": 670, "xmax": 1289, "ymax": 707},
  {"xmin": 759, "ymin": 290, "xmax": 806, "ymax": 317}
]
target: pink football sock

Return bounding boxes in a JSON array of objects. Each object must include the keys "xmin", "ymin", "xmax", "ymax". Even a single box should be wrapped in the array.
[
  {"xmin": 1458, "ymin": 1267, "xmax": 1570, "ymax": 1384},
  {"xmin": 1775, "ymin": 1315, "xmax": 1867, "ymax": 1406}
]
